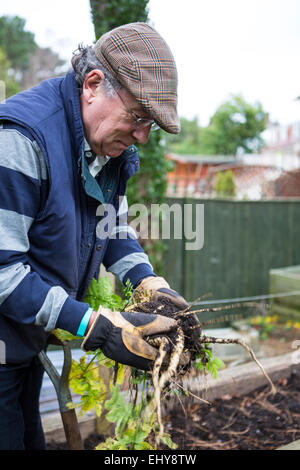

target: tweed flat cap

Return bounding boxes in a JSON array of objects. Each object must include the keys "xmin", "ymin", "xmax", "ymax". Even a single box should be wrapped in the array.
[{"xmin": 94, "ymin": 22, "xmax": 180, "ymax": 134}]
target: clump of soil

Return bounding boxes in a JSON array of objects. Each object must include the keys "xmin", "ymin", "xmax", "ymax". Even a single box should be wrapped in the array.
[
  {"xmin": 127, "ymin": 296, "xmax": 204, "ymax": 373},
  {"xmin": 135, "ymin": 296, "xmax": 202, "ymax": 350},
  {"xmin": 163, "ymin": 371, "xmax": 300, "ymax": 450}
]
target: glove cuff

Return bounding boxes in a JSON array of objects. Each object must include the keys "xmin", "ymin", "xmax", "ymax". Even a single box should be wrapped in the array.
[
  {"xmin": 81, "ymin": 306, "xmax": 112, "ymax": 352},
  {"xmin": 135, "ymin": 276, "xmax": 170, "ymax": 296},
  {"xmin": 135, "ymin": 276, "xmax": 189, "ymax": 310}
]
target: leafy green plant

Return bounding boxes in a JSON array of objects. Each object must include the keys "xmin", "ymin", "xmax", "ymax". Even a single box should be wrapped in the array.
[
  {"xmin": 249, "ymin": 314, "xmax": 277, "ymax": 340},
  {"xmin": 53, "ymin": 277, "xmax": 130, "ymax": 416},
  {"xmin": 95, "ymin": 384, "xmax": 156, "ymax": 450},
  {"xmin": 67, "ymin": 349, "xmax": 126, "ymax": 417},
  {"xmin": 126, "ymin": 132, "xmax": 173, "ymax": 276},
  {"xmin": 54, "ymin": 277, "xmax": 133, "ymax": 343},
  {"xmin": 199, "ymin": 94, "xmax": 267, "ymax": 155},
  {"xmin": 194, "ymin": 345, "xmax": 225, "ymax": 379},
  {"xmin": 215, "ymin": 170, "xmax": 236, "ymax": 198},
  {"xmin": 164, "ymin": 116, "xmax": 202, "ymax": 155},
  {"xmin": 96, "ymin": 382, "xmax": 177, "ymax": 450},
  {"xmin": 84, "ymin": 276, "xmax": 133, "ymax": 311},
  {"xmin": 67, "ymin": 353, "xmax": 107, "ymax": 417},
  {"xmin": 90, "ymin": 0, "xmax": 149, "ymax": 40},
  {"xmin": 0, "ymin": 15, "xmax": 37, "ymax": 73},
  {"xmin": 0, "ymin": 47, "xmax": 20, "ymax": 98}
]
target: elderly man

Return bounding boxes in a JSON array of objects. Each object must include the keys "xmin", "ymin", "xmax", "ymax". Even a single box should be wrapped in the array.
[{"xmin": 0, "ymin": 23, "xmax": 188, "ymax": 449}]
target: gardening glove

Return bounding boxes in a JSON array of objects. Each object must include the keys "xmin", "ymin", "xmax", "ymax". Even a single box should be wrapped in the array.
[
  {"xmin": 134, "ymin": 276, "xmax": 189, "ymax": 310},
  {"xmin": 81, "ymin": 306, "xmax": 177, "ymax": 370}
]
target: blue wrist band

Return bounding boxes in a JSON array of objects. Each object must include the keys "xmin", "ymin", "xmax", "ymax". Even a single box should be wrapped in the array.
[{"xmin": 77, "ymin": 307, "xmax": 93, "ymax": 337}]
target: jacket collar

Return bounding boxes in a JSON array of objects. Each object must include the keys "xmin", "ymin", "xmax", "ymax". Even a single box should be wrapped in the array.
[{"xmin": 60, "ymin": 71, "xmax": 85, "ymax": 162}]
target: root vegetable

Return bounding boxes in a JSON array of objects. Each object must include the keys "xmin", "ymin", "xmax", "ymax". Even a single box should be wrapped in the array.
[{"xmin": 126, "ymin": 296, "xmax": 276, "ymax": 445}]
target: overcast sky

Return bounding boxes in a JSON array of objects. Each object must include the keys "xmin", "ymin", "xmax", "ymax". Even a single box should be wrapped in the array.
[{"xmin": 1, "ymin": 0, "xmax": 299, "ymax": 126}]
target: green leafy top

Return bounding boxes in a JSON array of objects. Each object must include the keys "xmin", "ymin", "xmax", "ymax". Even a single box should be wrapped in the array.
[
  {"xmin": 194, "ymin": 346, "xmax": 225, "ymax": 380},
  {"xmin": 84, "ymin": 277, "xmax": 133, "ymax": 311}
]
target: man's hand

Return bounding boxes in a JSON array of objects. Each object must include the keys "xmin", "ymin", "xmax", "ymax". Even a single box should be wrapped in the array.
[
  {"xmin": 134, "ymin": 276, "xmax": 189, "ymax": 310},
  {"xmin": 82, "ymin": 306, "xmax": 177, "ymax": 370}
]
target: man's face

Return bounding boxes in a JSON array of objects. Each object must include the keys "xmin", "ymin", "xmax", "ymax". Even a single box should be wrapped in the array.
[{"xmin": 80, "ymin": 70, "xmax": 152, "ymax": 157}]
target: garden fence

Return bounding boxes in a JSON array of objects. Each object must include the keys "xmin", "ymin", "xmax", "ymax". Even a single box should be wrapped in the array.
[{"xmin": 161, "ymin": 197, "xmax": 300, "ymax": 305}]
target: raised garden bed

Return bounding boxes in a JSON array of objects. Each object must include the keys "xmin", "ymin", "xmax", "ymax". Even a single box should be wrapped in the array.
[{"xmin": 45, "ymin": 346, "xmax": 300, "ymax": 450}]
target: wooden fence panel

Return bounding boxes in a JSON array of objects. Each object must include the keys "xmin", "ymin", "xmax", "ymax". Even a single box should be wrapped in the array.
[
  {"xmin": 162, "ymin": 198, "xmax": 300, "ymax": 303},
  {"xmin": 159, "ymin": 197, "xmax": 185, "ymax": 294}
]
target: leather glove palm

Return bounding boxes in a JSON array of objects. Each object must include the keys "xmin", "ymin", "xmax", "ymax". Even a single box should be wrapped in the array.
[{"xmin": 82, "ymin": 306, "xmax": 176, "ymax": 370}]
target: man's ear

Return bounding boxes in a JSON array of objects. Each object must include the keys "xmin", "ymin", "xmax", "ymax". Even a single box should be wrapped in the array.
[{"xmin": 82, "ymin": 69, "xmax": 105, "ymax": 103}]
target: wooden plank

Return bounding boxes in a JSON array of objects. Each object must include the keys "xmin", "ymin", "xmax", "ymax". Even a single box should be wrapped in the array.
[
  {"xmin": 239, "ymin": 201, "xmax": 251, "ymax": 297},
  {"xmin": 43, "ymin": 411, "xmax": 96, "ymax": 445},
  {"xmin": 270, "ymin": 267, "xmax": 300, "ymax": 308},
  {"xmin": 161, "ymin": 197, "xmax": 184, "ymax": 294},
  {"xmin": 183, "ymin": 196, "xmax": 195, "ymax": 302},
  {"xmin": 270, "ymin": 302, "xmax": 300, "ymax": 321},
  {"xmin": 276, "ymin": 439, "xmax": 300, "ymax": 450},
  {"xmin": 225, "ymin": 199, "xmax": 239, "ymax": 298}
]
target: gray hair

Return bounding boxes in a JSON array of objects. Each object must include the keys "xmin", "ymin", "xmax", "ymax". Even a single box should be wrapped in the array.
[{"xmin": 71, "ymin": 45, "xmax": 122, "ymax": 96}]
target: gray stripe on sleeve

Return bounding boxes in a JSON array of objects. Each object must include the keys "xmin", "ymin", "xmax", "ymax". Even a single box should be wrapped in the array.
[
  {"xmin": 110, "ymin": 225, "xmax": 138, "ymax": 239},
  {"xmin": 0, "ymin": 208, "xmax": 33, "ymax": 252},
  {"xmin": 0, "ymin": 262, "xmax": 31, "ymax": 306},
  {"xmin": 107, "ymin": 252, "xmax": 153, "ymax": 283},
  {"xmin": 35, "ymin": 286, "xmax": 68, "ymax": 331},
  {"xmin": 117, "ymin": 196, "xmax": 128, "ymax": 217},
  {"xmin": 0, "ymin": 129, "xmax": 48, "ymax": 182}
]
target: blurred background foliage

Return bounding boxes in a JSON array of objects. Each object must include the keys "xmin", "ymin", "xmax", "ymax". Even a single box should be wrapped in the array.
[
  {"xmin": 90, "ymin": 0, "xmax": 149, "ymax": 39},
  {"xmin": 214, "ymin": 170, "xmax": 236, "ymax": 197},
  {"xmin": 165, "ymin": 94, "xmax": 268, "ymax": 156},
  {"xmin": 0, "ymin": 15, "xmax": 66, "ymax": 96}
]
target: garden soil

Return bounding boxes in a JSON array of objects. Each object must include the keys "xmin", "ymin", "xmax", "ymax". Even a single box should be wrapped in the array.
[{"xmin": 162, "ymin": 371, "xmax": 300, "ymax": 450}]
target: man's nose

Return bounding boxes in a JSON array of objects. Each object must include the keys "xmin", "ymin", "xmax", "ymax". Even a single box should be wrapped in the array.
[{"xmin": 132, "ymin": 125, "xmax": 151, "ymax": 144}]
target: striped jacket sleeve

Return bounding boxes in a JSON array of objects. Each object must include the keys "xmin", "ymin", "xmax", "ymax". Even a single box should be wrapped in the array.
[
  {"xmin": 0, "ymin": 125, "xmax": 88, "ymax": 335},
  {"xmin": 102, "ymin": 195, "xmax": 156, "ymax": 288}
]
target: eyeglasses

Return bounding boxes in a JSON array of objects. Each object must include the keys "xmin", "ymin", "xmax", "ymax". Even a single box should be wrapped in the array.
[{"xmin": 116, "ymin": 90, "xmax": 160, "ymax": 131}]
